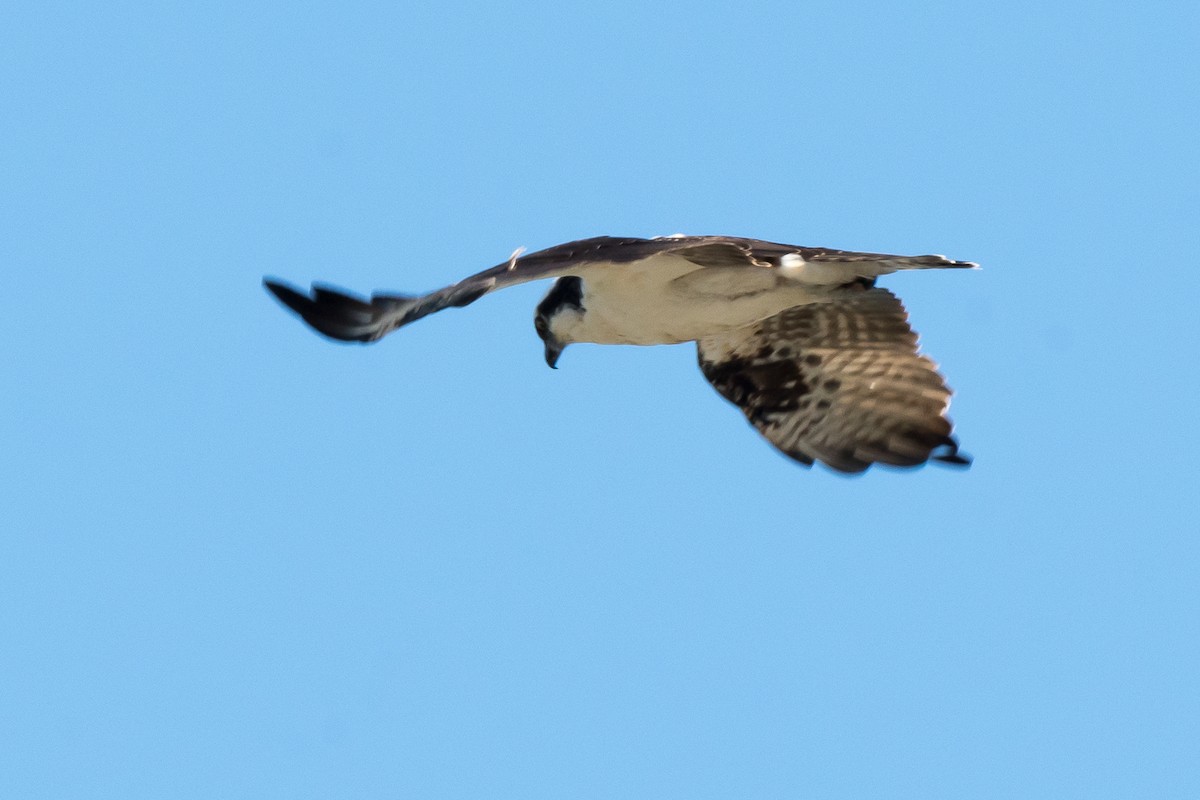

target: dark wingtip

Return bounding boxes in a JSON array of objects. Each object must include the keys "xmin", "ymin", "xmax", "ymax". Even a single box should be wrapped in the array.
[
  {"xmin": 263, "ymin": 278, "xmax": 314, "ymax": 318},
  {"xmin": 932, "ymin": 438, "xmax": 972, "ymax": 468},
  {"xmin": 262, "ymin": 277, "xmax": 398, "ymax": 343}
]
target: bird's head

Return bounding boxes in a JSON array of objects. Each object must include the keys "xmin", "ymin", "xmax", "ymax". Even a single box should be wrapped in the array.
[{"xmin": 534, "ymin": 276, "xmax": 585, "ymax": 369}]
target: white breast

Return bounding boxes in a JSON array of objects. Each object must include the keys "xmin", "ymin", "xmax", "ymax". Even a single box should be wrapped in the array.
[{"xmin": 569, "ymin": 254, "xmax": 827, "ymax": 345}]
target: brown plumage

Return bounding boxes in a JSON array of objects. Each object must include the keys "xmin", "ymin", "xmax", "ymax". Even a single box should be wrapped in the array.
[
  {"xmin": 265, "ymin": 235, "xmax": 973, "ymax": 473},
  {"xmin": 698, "ymin": 288, "xmax": 968, "ymax": 473}
]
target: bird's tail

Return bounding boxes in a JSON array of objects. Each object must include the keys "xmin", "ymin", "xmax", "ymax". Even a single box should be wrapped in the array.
[
  {"xmin": 875, "ymin": 254, "xmax": 978, "ymax": 272},
  {"xmin": 783, "ymin": 252, "xmax": 978, "ymax": 286}
]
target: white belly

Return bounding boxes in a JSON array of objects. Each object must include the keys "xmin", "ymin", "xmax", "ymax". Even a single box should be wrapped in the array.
[{"xmin": 572, "ymin": 255, "xmax": 827, "ymax": 345}]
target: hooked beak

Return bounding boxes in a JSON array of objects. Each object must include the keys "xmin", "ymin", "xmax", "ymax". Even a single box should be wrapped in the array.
[{"xmin": 544, "ymin": 339, "xmax": 563, "ymax": 369}]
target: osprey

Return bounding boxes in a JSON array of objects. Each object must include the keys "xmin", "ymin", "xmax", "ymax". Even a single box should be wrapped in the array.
[{"xmin": 264, "ymin": 235, "xmax": 974, "ymax": 473}]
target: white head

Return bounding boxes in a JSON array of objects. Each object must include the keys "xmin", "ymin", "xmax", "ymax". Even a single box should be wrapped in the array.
[{"xmin": 533, "ymin": 276, "xmax": 585, "ymax": 368}]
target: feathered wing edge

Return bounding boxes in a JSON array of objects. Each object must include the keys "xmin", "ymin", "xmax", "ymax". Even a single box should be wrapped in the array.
[
  {"xmin": 262, "ymin": 279, "xmax": 490, "ymax": 343},
  {"xmin": 259, "ymin": 238, "xmax": 637, "ymax": 343},
  {"xmin": 262, "ymin": 234, "xmax": 978, "ymax": 344},
  {"xmin": 697, "ymin": 288, "xmax": 971, "ymax": 474}
]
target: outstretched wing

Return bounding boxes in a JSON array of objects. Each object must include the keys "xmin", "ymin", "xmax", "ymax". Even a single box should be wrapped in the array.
[
  {"xmin": 696, "ymin": 288, "xmax": 969, "ymax": 473},
  {"xmin": 264, "ymin": 236, "xmax": 712, "ymax": 343},
  {"xmin": 262, "ymin": 236, "xmax": 643, "ymax": 343},
  {"xmin": 263, "ymin": 235, "xmax": 976, "ymax": 343}
]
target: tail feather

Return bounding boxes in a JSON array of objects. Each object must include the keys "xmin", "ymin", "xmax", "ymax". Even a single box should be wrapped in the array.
[
  {"xmin": 885, "ymin": 254, "xmax": 978, "ymax": 269},
  {"xmin": 784, "ymin": 253, "xmax": 978, "ymax": 285}
]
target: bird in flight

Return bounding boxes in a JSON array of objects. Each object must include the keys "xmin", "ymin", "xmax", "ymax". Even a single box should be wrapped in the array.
[{"xmin": 264, "ymin": 235, "xmax": 974, "ymax": 473}]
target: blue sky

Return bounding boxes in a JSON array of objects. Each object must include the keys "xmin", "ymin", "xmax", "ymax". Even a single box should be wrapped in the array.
[{"xmin": 3, "ymin": 1, "xmax": 1198, "ymax": 797}]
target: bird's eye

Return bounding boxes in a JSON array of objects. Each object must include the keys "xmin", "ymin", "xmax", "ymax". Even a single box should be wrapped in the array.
[{"xmin": 534, "ymin": 317, "xmax": 548, "ymax": 336}]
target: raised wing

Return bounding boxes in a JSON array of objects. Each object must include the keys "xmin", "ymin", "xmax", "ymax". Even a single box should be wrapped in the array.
[
  {"xmin": 263, "ymin": 235, "xmax": 975, "ymax": 343},
  {"xmin": 697, "ymin": 288, "xmax": 969, "ymax": 473}
]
